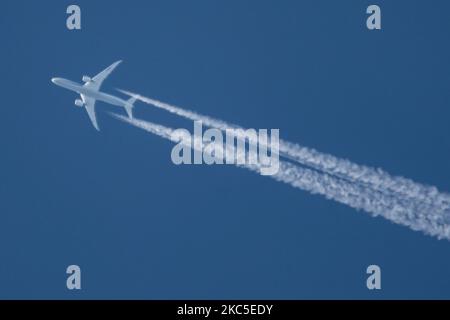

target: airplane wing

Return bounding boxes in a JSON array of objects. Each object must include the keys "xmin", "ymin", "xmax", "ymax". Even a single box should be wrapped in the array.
[
  {"xmin": 81, "ymin": 94, "xmax": 100, "ymax": 131},
  {"xmin": 84, "ymin": 60, "xmax": 122, "ymax": 92}
]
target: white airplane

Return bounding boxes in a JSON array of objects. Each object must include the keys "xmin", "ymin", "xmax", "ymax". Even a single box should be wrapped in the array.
[{"xmin": 51, "ymin": 60, "xmax": 136, "ymax": 130}]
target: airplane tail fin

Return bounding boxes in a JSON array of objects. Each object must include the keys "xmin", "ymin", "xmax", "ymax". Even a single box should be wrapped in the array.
[{"xmin": 124, "ymin": 96, "xmax": 137, "ymax": 119}]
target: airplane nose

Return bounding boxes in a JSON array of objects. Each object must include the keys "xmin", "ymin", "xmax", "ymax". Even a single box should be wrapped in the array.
[{"xmin": 51, "ymin": 78, "xmax": 59, "ymax": 84}]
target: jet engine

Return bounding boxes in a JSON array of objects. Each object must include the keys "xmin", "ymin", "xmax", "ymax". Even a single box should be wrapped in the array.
[
  {"xmin": 75, "ymin": 99, "xmax": 84, "ymax": 107},
  {"xmin": 82, "ymin": 76, "xmax": 91, "ymax": 83}
]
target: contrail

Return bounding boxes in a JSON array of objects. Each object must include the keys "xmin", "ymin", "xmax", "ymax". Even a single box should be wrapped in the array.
[
  {"xmin": 118, "ymin": 89, "xmax": 450, "ymax": 210},
  {"xmin": 111, "ymin": 113, "xmax": 450, "ymax": 240}
]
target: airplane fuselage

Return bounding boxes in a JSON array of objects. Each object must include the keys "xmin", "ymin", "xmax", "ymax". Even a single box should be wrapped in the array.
[{"xmin": 51, "ymin": 77, "xmax": 128, "ymax": 107}]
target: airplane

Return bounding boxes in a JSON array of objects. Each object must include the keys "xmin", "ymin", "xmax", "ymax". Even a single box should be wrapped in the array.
[{"xmin": 51, "ymin": 60, "xmax": 136, "ymax": 131}]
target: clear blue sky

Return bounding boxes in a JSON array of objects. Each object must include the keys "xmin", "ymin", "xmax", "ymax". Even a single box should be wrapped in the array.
[{"xmin": 1, "ymin": 0, "xmax": 450, "ymax": 299}]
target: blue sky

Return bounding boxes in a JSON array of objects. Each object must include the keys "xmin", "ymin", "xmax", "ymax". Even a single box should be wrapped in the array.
[{"xmin": 1, "ymin": 0, "xmax": 450, "ymax": 299}]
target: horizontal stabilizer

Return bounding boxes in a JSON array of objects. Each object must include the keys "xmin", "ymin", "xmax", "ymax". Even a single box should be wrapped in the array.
[{"xmin": 124, "ymin": 96, "xmax": 137, "ymax": 119}]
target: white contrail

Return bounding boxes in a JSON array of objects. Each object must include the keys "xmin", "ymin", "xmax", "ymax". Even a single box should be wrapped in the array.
[
  {"xmin": 111, "ymin": 113, "xmax": 450, "ymax": 240},
  {"xmin": 118, "ymin": 89, "xmax": 450, "ymax": 210}
]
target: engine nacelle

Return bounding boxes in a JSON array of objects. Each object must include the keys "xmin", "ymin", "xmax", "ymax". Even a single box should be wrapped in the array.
[
  {"xmin": 75, "ymin": 99, "xmax": 84, "ymax": 107},
  {"xmin": 82, "ymin": 76, "xmax": 91, "ymax": 83}
]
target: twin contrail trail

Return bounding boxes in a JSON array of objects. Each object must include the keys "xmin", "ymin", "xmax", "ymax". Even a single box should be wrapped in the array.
[
  {"xmin": 118, "ymin": 89, "xmax": 450, "ymax": 211},
  {"xmin": 111, "ymin": 113, "xmax": 450, "ymax": 240}
]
